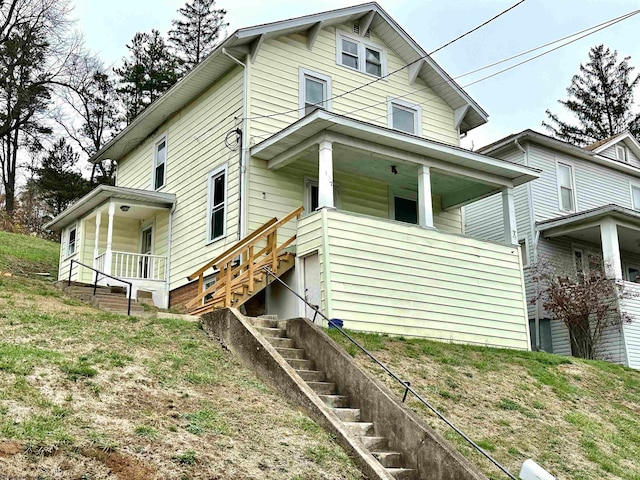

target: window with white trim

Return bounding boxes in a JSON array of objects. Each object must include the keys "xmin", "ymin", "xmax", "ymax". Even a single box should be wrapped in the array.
[
  {"xmin": 304, "ymin": 178, "xmax": 340, "ymax": 213},
  {"xmin": 388, "ymin": 100, "xmax": 421, "ymax": 134},
  {"xmin": 299, "ymin": 69, "xmax": 331, "ymax": 117},
  {"xmin": 389, "ymin": 188, "xmax": 418, "ymax": 225},
  {"xmin": 207, "ymin": 165, "xmax": 227, "ymax": 243},
  {"xmin": 632, "ymin": 184, "xmax": 640, "ymax": 210},
  {"xmin": 557, "ymin": 162, "xmax": 575, "ymax": 212},
  {"xmin": 67, "ymin": 224, "xmax": 77, "ymax": 257},
  {"xmin": 153, "ymin": 135, "xmax": 167, "ymax": 190},
  {"xmin": 519, "ymin": 239, "xmax": 529, "ymax": 267},
  {"xmin": 616, "ymin": 145, "xmax": 628, "ymax": 162},
  {"xmin": 336, "ymin": 32, "xmax": 386, "ymax": 78}
]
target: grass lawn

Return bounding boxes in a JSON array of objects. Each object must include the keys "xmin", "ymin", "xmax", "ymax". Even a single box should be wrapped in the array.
[
  {"xmin": 328, "ymin": 329, "xmax": 640, "ymax": 480},
  {"xmin": 0, "ymin": 231, "xmax": 363, "ymax": 479}
]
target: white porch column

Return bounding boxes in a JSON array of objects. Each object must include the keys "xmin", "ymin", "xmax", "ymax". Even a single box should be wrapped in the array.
[
  {"xmin": 93, "ymin": 210, "xmax": 101, "ymax": 268},
  {"xmin": 417, "ymin": 165, "xmax": 434, "ymax": 228},
  {"xmin": 502, "ymin": 187, "xmax": 518, "ymax": 245},
  {"xmin": 104, "ymin": 201, "xmax": 115, "ymax": 275},
  {"xmin": 317, "ymin": 140, "xmax": 334, "ymax": 209},
  {"xmin": 600, "ymin": 218, "xmax": 622, "ymax": 280}
]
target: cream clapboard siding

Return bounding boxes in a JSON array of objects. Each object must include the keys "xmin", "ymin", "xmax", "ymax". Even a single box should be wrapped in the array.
[
  {"xmin": 116, "ymin": 67, "xmax": 244, "ymax": 289},
  {"xmin": 248, "ymin": 24, "xmax": 458, "ymax": 148},
  {"xmin": 306, "ymin": 209, "xmax": 529, "ymax": 349},
  {"xmin": 58, "ymin": 221, "xmax": 83, "ymax": 282},
  {"xmin": 296, "ymin": 212, "xmax": 326, "ymax": 312},
  {"xmin": 248, "ymin": 158, "xmax": 461, "ymax": 241}
]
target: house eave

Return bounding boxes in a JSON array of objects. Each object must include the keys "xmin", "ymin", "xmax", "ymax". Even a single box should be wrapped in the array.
[{"xmin": 536, "ymin": 204, "xmax": 640, "ymax": 237}]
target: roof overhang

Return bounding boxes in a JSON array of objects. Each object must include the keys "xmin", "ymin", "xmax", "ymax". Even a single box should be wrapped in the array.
[
  {"xmin": 44, "ymin": 186, "xmax": 176, "ymax": 232},
  {"xmin": 481, "ymin": 129, "xmax": 640, "ymax": 180},
  {"xmin": 91, "ymin": 2, "xmax": 488, "ymax": 165},
  {"xmin": 590, "ymin": 131, "xmax": 640, "ymax": 159},
  {"xmin": 537, "ymin": 204, "xmax": 640, "ymax": 238},
  {"xmin": 251, "ymin": 109, "xmax": 539, "ymax": 187}
]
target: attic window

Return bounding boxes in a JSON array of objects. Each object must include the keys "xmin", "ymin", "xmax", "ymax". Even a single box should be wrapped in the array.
[
  {"xmin": 616, "ymin": 145, "xmax": 628, "ymax": 162},
  {"xmin": 336, "ymin": 32, "xmax": 386, "ymax": 78},
  {"xmin": 352, "ymin": 24, "xmax": 371, "ymax": 38}
]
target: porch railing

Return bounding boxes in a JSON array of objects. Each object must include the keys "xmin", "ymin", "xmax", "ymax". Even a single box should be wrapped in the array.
[
  {"xmin": 103, "ymin": 251, "xmax": 167, "ymax": 281},
  {"xmin": 94, "ymin": 252, "xmax": 106, "ymax": 272}
]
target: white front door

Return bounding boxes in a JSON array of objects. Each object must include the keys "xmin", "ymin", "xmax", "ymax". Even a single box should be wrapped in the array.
[{"xmin": 303, "ymin": 253, "xmax": 321, "ymax": 321}]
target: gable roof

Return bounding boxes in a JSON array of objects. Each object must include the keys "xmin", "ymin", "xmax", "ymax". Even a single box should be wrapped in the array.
[
  {"xmin": 91, "ymin": 2, "xmax": 488, "ymax": 164},
  {"xmin": 479, "ymin": 129, "xmax": 640, "ymax": 179},
  {"xmin": 585, "ymin": 131, "xmax": 640, "ymax": 159}
]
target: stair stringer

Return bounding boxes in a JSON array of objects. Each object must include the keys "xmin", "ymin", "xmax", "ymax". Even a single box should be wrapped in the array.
[
  {"xmin": 200, "ymin": 308, "xmax": 395, "ymax": 480},
  {"xmin": 285, "ymin": 318, "xmax": 489, "ymax": 480}
]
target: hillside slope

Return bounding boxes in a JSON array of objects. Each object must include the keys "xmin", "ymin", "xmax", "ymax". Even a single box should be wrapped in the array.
[
  {"xmin": 328, "ymin": 329, "xmax": 640, "ymax": 480},
  {"xmin": 0, "ymin": 232, "xmax": 363, "ymax": 479}
]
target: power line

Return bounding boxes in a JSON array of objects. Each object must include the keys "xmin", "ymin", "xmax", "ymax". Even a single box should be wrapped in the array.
[{"xmin": 244, "ymin": 0, "xmax": 528, "ymax": 122}]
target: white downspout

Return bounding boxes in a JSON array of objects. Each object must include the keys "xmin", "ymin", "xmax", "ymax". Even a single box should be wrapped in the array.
[
  {"xmin": 515, "ymin": 138, "xmax": 542, "ymax": 351},
  {"xmin": 164, "ymin": 202, "xmax": 177, "ymax": 309},
  {"xmin": 222, "ymin": 48, "xmax": 248, "ymax": 239}
]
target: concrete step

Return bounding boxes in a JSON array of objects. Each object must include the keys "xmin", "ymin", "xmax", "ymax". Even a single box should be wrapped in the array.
[
  {"xmin": 100, "ymin": 306, "xmax": 144, "ymax": 314},
  {"xmin": 255, "ymin": 327, "xmax": 287, "ymax": 338},
  {"xmin": 285, "ymin": 358, "xmax": 315, "ymax": 370},
  {"xmin": 386, "ymin": 468, "xmax": 415, "ymax": 480},
  {"xmin": 343, "ymin": 422, "xmax": 374, "ymax": 437},
  {"xmin": 95, "ymin": 301, "xmax": 143, "ymax": 310},
  {"xmin": 92, "ymin": 293, "xmax": 128, "ymax": 300},
  {"xmin": 92, "ymin": 296, "xmax": 133, "ymax": 305},
  {"xmin": 257, "ymin": 315, "xmax": 278, "ymax": 320},
  {"xmin": 306, "ymin": 381, "xmax": 336, "ymax": 395},
  {"xmin": 296, "ymin": 369, "xmax": 325, "ymax": 382},
  {"xmin": 248, "ymin": 317, "xmax": 279, "ymax": 329},
  {"xmin": 358, "ymin": 436, "xmax": 388, "ymax": 451},
  {"xmin": 276, "ymin": 347, "xmax": 306, "ymax": 360},
  {"xmin": 332, "ymin": 408, "xmax": 360, "ymax": 422},
  {"xmin": 266, "ymin": 337, "xmax": 296, "ymax": 349},
  {"xmin": 371, "ymin": 451, "xmax": 403, "ymax": 468},
  {"xmin": 318, "ymin": 394, "xmax": 349, "ymax": 408}
]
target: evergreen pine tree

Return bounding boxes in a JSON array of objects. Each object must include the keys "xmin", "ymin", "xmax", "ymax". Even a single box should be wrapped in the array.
[
  {"xmin": 543, "ymin": 45, "xmax": 640, "ymax": 146},
  {"xmin": 169, "ymin": 0, "xmax": 228, "ymax": 71}
]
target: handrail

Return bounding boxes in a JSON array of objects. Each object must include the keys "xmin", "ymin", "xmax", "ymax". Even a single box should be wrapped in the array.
[
  {"xmin": 261, "ymin": 267, "xmax": 519, "ymax": 480},
  {"xmin": 186, "ymin": 217, "xmax": 279, "ymax": 281},
  {"xmin": 68, "ymin": 259, "xmax": 133, "ymax": 316}
]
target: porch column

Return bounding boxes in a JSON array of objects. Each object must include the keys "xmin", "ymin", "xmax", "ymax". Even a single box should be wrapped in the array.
[
  {"xmin": 93, "ymin": 210, "xmax": 101, "ymax": 268},
  {"xmin": 417, "ymin": 165, "xmax": 434, "ymax": 228},
  {"xmin": 600, "ymin": 218, "xmax": 622, "ymax": 280},
  {"xmin": 104, "ymin": 201, "xmax": 115, "ymax": 275},
  {"xmin": 502, "ymin": 187, "xmax": 518, "ymax": 245},
  {"xmin": 317, "ymin": 140, "xmax": 334, "ymax": 209}
]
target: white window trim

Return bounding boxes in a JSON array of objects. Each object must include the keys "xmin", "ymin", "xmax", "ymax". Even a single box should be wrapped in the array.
[
  {"xmin": 139, "ymin": 221, "xmax": 155, "ymax": 255},
  {"xmin": 387, "ymin": 98, "xmax": 422, "ymax": 135},
  {"xmin": 518, "ymin": 238, "xmax": 529, "ymax": 268},
  {"xmin": 335, "ymin": 30, "xmax": 387, "ymax": 79},
  {"xmin": 152, "ymin": 132, "xmax": 168, "ymax": 191},
  {"xmin": 616, "ymin": 144, "xmax": 628, "ymax": 163},
  {"xmin": 304, "ymin": 177, "xmax": 341, "ymax": 214},
  {"xmin": 555, "ymin": 160, "xmax": 577, "ymax": 213},
  {"xmin": 388, "ymin": 186, "xmax": 417, "ymax": 222},
  {"xmin": 64, "ymin": 223, "xmax": 78, "ymax": 259},
  {"xmin": 206, "ymin": 164, "xmax": 228, "ymax": 245},
  {"xmin": 298, "ymin": 68, "xmax": 332, "ymax": 118},
  {"xmin": 629, "ymin": 182, "xmax": 640, "ymax": 210},
  {"xmin": 623, "ymin": 262, "xmax": 640, "ymax": 282}
]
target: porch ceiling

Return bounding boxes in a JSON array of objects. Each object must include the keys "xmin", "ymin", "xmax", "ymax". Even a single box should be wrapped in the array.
[{"xmin": 44, "ymin": 185, "xmax": 176, "ymax": 232}]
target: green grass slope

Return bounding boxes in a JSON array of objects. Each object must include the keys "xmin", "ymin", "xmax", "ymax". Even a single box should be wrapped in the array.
[
  {"xmin": 0, "ymin": 232, "xmax": 363, "ymax": 479},
  {"xmin": 328, "ymin": 329, "xmax": 640, "ymax": 480}
]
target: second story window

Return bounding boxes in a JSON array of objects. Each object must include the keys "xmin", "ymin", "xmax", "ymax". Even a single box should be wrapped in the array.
[
  {"xmin": 616, "ymin": 145, "xmax": 628, "ymax": 162},
  {"xmin": 631, "ymin": 185, "xmax": 640, "ymax": 210},
  {"xmin": 388, "ymin": 100, "xmax": 421, "ymax": 135},
  {"xmin": 336, "ymin": 32, "xmax": 386, "ymax": 78},
  {"xmin": 207, "ymin": 165, "xmax": 227, "ymax": 243},
  {"xmin": 299, "ymin": 69, "xmax": 331, "ymax": 117},
  {"xmin": 557, "ymin": 162, "xmax": 575, "ymax": 212},
  {"xmin": 153, "ymin": 135, "xmax": 167, "ymax": 190}
]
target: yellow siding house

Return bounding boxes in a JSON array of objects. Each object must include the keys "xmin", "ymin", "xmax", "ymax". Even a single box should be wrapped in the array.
[{"xmin": 46, "ymin": 3, "xmax": 539, "ymax": 349}]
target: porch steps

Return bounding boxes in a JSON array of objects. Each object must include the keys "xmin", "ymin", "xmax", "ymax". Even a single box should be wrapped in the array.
[
  {"xmin": 246, "ymin": 316, "xmax": 416, "ymax": 480},
  {"xmin": 59, "ymin": 282, "xmax": 145, "ymax": 315}
]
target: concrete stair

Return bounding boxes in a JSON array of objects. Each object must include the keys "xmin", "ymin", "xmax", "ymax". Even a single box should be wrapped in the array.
[
  {"xmin": 60, "ymin": 282, "xmax": 145, "ymax": 315},
  {"xmin": 247, "ymin": 315, "xmax": 416, "ymax": 480}
]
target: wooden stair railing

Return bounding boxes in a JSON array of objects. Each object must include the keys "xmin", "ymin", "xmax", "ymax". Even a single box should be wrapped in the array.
[{"xmin": 185, "ymin": 206, "xmax": 304, "ymax": 314}]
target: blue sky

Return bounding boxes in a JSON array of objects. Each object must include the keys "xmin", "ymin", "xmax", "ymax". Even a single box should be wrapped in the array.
[{"xmin": 74, "ymin": 0, "xmax": 640, "ymax": 149}]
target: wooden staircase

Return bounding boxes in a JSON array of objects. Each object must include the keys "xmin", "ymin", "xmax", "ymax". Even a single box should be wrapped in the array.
[{"xmin": 185, "ymin": 206, "xmax": 303, "ymax": 316}]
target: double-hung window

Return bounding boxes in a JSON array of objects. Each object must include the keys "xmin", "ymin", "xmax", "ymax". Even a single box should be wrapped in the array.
[
  {"xmin": 557, "ymin": 162, "xmax": 575, "ymax": 212},
  {"xmin": 153, "ymin": 135, "xmax": 167, "ymax": 190},
  {"xmin": 337, "ymin": 32, "xmax": 386, "ymax": 78},
  {"xmin": 299, "ymin": 69, "xmax": 331, "ymax": 117},
  {"xmin": 631, "ymin": 184, "xmax": 640, "ymax": 210},
  {"xmin": 388, "ymin": 100, "xmax": 421, "ymax": 135},
  {"xmin": 67, "ymin": 224, "xmax": 77, "ymax": 257},
  {"xmin": 616, "ymin": 145, "xmax": 628, "ymax": 162},
  {"xmin": 207, "ymin": 165, "xmax": 227, "ymax": 243}
]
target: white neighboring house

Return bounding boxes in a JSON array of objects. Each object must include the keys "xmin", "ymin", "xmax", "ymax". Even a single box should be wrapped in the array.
[
  {"xmin": 466, "ymin": 129, "xmax": 640, "ymax": 369},
  {"xmin": 45, "ymin": 3, "xmax": 540, "ymax": 350}
]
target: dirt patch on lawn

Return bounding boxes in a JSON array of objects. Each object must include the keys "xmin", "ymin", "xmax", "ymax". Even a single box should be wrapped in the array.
[
  {"xmin": 83, "ymin": 449, "xmax": 156, "ymax": 479},
  {"xmin": 0, "ymin": 441, "xmax": 22, "ymax": 456}
]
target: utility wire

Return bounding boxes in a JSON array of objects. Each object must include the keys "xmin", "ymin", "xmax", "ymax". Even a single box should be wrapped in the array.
[{"xmin": 244, "ymin": 0, "xmax": 528, "ymax": 121}]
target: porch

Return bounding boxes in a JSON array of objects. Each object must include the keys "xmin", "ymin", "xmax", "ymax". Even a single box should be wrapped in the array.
[{"xmin": 45, "ymin": 186, "xmax": 175, "ymax": 308}]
